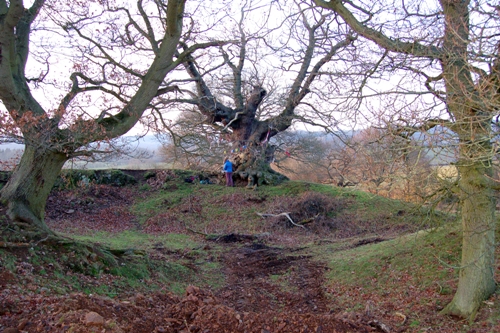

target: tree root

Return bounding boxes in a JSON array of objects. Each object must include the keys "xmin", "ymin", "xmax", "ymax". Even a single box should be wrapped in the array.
[
  {"xmin": 0, "ymin": 236, "xmax": 51, "ymax": 248},
  {"xmin": 0, "ymin": 241, "xmax": 32, "ymax": 248},
  {"xmin": 6, "ymin": 201, "xmax": 54, "ymax": 235}
]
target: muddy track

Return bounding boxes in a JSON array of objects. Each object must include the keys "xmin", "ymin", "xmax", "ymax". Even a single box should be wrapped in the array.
[
  {"xmin": 215, "ymin": 243, "xmax": 331, "ymax": 315},
  {"xmin": 0, "ymin": 235, "xmax": 374, "ymax": 333}
]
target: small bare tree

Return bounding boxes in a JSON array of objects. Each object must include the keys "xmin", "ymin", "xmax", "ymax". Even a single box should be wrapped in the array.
[{"xmin": 159, "ymin": 111, "xmax": 226, "ymax": 171}]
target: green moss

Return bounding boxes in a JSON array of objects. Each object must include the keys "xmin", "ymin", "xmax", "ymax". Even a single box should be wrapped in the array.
[
  {"xmin": 0, "ymin": 250, "xmax": 18, "ymax": 271},
  {"xmin": 97, "ymin": 170, "xmax": 137, "ymax": 186},
  {"xmin": 54, "ymin": 169, "xmax": 137, "ymax": 189},
  {"xmin": 324, "ymin": 225, "xmax": 462, "ymax": 293}
]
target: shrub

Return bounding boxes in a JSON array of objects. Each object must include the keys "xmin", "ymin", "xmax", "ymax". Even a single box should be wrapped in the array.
[{"xmin": 268, "ymin": 191, "xmax": 351, "ymax": 230}]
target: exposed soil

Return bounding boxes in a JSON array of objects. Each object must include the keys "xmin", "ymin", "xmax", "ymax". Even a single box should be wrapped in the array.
[
  {"xmin": 1, "ymin": 175, "xmax": 499, "ymax": 333},
  {"xmin": 215, "ymin": 244, "xmax": 327, "ymax": 314}
]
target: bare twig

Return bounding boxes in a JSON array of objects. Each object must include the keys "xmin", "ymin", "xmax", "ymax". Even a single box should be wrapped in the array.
[
  {"xmin": 394, "ymin": 311, "xmax": 407, "ymax": 324},
  {"xmin": 32, "ymin": 235, "xmax": 50, "ymax": 246},
  {"xmin": 256, "ymin": 212, "xmax": 306, "ymax": 229},
  {"xmin": 299, "ymin": 214, "xmax": 319, "ymax": 225},
  {"xmin": 186, "ymin": 227, "xmax": 209, "ymax": 236}
]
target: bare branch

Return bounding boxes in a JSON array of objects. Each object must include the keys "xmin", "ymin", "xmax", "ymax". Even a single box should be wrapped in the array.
[
  {"xmin": 256, "ymin": 212, "xmax": 306, "ymax": 229},
  {"xmin": 313, "ymin": 0, "xmax": 442, "ymax": 59}
]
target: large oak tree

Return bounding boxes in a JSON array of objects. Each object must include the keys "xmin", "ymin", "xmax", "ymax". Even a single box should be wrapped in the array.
[
  {"xmin": 156, "ymin": 1, "xmax": 357, "ymax": 187},
  {"xmin": 0, "ymin": 0, "xmax": 221, "ymax": 234},
  {"xmin": 314, "ymin": 0, "xmax": 500, "ymax": 319}
]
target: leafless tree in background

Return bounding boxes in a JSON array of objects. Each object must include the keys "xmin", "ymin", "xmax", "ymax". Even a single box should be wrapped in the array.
[
  {"xmin": 274, "ymin": 127, "xmax": 433, "ymax": 202},
  {"xmin": 158, "ymin": 111, "xmax": 226, "ymax": 171}
]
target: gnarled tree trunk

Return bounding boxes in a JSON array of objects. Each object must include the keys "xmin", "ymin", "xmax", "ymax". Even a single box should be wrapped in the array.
[
  {"xmin": 1, "ymin": 146, "xmax": 69, "ymax": 233},
  {"xmin": 172, "ymin": 8, "xmax": 353, "ymax": 187},
  {"xmin": 231, "ymin": 142, "xmax": 287, "ymax": 188}
]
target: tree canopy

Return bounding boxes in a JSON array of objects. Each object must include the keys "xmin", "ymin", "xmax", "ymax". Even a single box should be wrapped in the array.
[
  {"xmin": 152, "ymin": 0, "xmax": 363, "ymax": 186},
  {"xmin": 0, "ymin": 0, "xmax": 218, "ymax": 231}
]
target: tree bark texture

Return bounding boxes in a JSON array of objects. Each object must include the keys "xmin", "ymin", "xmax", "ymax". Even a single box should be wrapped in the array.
[
  {"xmin": 1, "ymin": 146, "xmax": 68, "ymax": 233},
  {"xmin": 442, "ymin": 151, "xmax": 497, "ymax": 318},
  {"xmin": 438, "ymin": 0, "xmax": 497, "ymax": 317},
  {"xmin": 231, "ymin": 142, "xmax": 287, "ymax": 188}
]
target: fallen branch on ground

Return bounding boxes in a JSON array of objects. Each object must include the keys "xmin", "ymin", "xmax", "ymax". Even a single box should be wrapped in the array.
[
  {"xmin": 186, "ymin": 227, "xmax": 209, "ymax": 236},
  {"xmin": 298, "ymin": 214, "xmax": 319, "ymax": 225},
  {"xmin": 256, "ymin": 212, "xmax": 306, "ymax": 229}
]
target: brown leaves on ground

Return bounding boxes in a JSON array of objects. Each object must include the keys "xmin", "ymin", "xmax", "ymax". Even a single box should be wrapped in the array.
[
  {"xmin": 2, "ymin": 178, "xmax": 500, "ymax": 333},
  {"xmin": 0, "ymin": 285, "xmax": 374, "ymax": 333},
  {"xmin": 0, "ymin": 240, "xmax": 393, "ymax": 332},
  {"xmin": 45, "ymin": 185, "xmax": 141, "ymax": 233}
]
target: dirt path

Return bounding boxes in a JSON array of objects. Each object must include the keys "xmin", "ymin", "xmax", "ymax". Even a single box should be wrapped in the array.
[
  {"xmin": 215, "ymin": 243, "xmax": 330, "ymax": 315},
  {"xmin": 0, "ymin": 239, "xmax": 379, "ymax": 333}
]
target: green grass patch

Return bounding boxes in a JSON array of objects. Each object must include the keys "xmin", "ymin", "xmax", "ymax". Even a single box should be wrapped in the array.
[
  {"xmin": 259, "ymin": 181, "xmax": 313, "ymax": 196},
  {"xmin": 0, "ymin": 250, "xmax": 18, "ymax": 271},
  {"xmin": 324, "ymin": 224, "xmax": 462, "ymax": 293},
  {"xmin": 10, "ymin": 239, "xmax": 223, "ymax": 297},
  {"xmin": 72, "ymin": 231, "xmax": 198, "ymax": 252},
  {"xmin": 132, "ymin": 185, "xmax": 200, "ymax": 224},
  {"xmin": 130, "ymin": 179, "xmax": 444, "ymax": 238}
]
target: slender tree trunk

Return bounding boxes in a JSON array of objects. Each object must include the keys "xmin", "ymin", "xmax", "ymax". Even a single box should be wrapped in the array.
[
  {"xmin": 441, "ymin": 139, "xmax": 497, "ymax": 319},
  {"xmin": 0, "ymin": 146, "xmax": 68, "ymax": 233}
]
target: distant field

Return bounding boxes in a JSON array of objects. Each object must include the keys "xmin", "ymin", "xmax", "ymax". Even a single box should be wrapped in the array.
[{"xmin": 66, "ymin": 160, "xmax": 173, "ymax": 170}]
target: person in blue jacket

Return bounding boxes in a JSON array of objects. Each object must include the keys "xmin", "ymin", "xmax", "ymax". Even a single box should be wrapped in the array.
[{"xmin": 223, "ymin": 157, "xmax": 234, "ymax": 187}]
